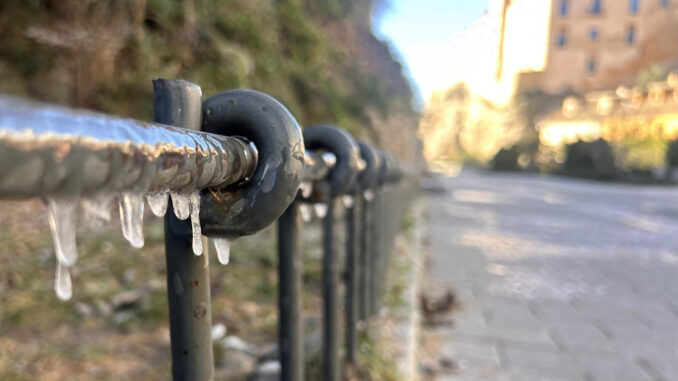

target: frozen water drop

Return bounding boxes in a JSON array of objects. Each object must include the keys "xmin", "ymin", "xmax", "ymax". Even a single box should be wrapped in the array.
[
  {"xmin": 170, "ymin": 191, "xmax": 190, "ymax": 220},
  {"xmin": 213, "ymin": 238, "xmax": 232, "ymax": 265},
  {"xmin": 54, "ymin": 261, "xmax": 72, "ymax": 301},
  {"xmin": 189, "ymin": 191, "xmax": 202, "ymax": 255},
  {"xmin": 300, "ymin": 204, "xmax": 312, "ymax": 222},
  {"xmin": 314, "ymin": 203, "xmax": 328, "ymax": 218},
  {"xmin": 363, "ymin": 190, "xmax": 375, "ymax": 201},
  {"xmin": 80, "ymin": 193, "xmax": 114, "ymax": 226},
  {"xmin": 47, "ymin": 196, "xmax": 79, "ymax": 267},
  {"xmin": 342, "ymin": 195, "xmax": 354, "ymax": 208},
  {"xmin": 147, "ymin": 190, "xmax": 169, "ymax": 217},
  {"xmin": 119, "ymin": 192, "xmax": 144, "ymax": 248},
  {"xmin": 299, "ymin": 182, "xmax": 313, "ymax": 198}
]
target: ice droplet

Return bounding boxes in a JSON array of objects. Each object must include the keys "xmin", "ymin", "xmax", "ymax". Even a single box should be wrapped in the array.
[
  {"xmin": 363, "ymin": 190, "xmax": 375, "ymax": 201},
  {"xmin": 170, "ymin": 191, "xmax": 190, "ymax": 220},
  {"xmin": 300, "ymin": 204, "xmax": 312, "ymax": 222},
  {"xmin": 299, "ymin": 182, "xmax": 313, "ymax": 198},
  {"xmin": 342, "ymin": 195, "xmax": 354, "ymax": 208},
  {"xmin": 213, "ymin": 238, "xmax": 232, "ymax": 265},
  {"xmin": 54, "ymin": 261, "xmax": 72, "ymax": 301},
  {"xmin": 119, "ymin": 192, "xmax": 144, "ymax": 248},
  {"xmin": 147, "ymin": 190, "xmax": 169, "ymax": 217},
  {"xmin": 47, "ymin": 196, "xmax": 79, "ymax": 267},
  {"xmin": 189, "ymin": 191, "xmax": 202, "ymax": 255},
  {"xmin": 314, "ymin": 203, "xmax": 328, "ymax": 218},
  {"xmin": 80, "ymin": 193, "xmax": 114, "ymax": 226}
]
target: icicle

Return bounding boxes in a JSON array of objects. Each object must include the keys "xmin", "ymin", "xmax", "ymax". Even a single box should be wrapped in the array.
[
  {"xmin": 300, "ymin": 204, "xmax": 312, "ymax": 222},
  {"xmin": 170, "ymin": 191, "xmax": 190, "ymax": 220},
  {"xmin": 47, "ymin": 196, "xmax": 79, "ymax": 267},
  {"xmin": 342, "ymin": 195, "xmax": 354, "ymax": 208},
  {"xmin": 299, "ymin": 182, "xmax": 313, "ymax": 198},
  {"xmin": 189, "ymin": 191, "xmax": 202, "ymax": 255},
  {"xmin": 54, "ymin": 261, "xmax": 72, "ymax": 301},
  {"xmin": 80, "ymin": 193, "xmax": 114, "ymax": 226},
  {"xmin": 314, "ymin": 203, "xmax": 328, "ymax": 218},
  {"xmin": 119, "ymin": 192, "xmax": 145, "ymax": 248},
  {"xmin": 213, "ymin": 238, "xmax": 232, "ymax": 265},
  {"xmin": 147, "ymin": 190, "xmax": 169, "ymax": 217},
  {"xmin": 363, "ymin": 190, "xmax": 375, "ymax": 201}
]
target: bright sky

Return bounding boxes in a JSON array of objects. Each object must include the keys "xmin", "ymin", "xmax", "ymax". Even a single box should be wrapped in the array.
[{"xmin": 374, "ymin": 0, "xmax": 490, "ymax": 105}]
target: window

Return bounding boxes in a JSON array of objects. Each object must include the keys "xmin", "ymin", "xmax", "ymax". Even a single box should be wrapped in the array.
[
  {"xmin": 587, "ymin": 57, "xmax": 597, "ymax": 73},
  {"xmin": 559, "ymin": 0, "xmax": 569, "ymax": 16},
  {"xmin": 626, "ymin": 25, "xmax": 636, "ymax": 44},
  {"xmin": 590, "ymin": 0, "xmax": 602, "ymax": 14},
  {"xmin": 661, "ymin": 0, "xmax": 669, "ymax": 8},
  {"xmin": 629, "ymin": 0, "xmax": 639, "ymax": 13},
  {"xmin": 557, "ymin": 29, "xmax": 568, "ymax": 47},
  {"xmin": 588, "ymin": 27, "xmax": 599, "ymax": 41}
]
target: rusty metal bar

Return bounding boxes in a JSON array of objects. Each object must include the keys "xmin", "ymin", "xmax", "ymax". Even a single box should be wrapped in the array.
[
  {"xmin": 303, "ymin": 151, "xmax": 336, "ymax": 182},
  {"xmin": 277, "ymin": 201, "xmax": 304, "ymax": 381},
  {"xmin": 0, "ymin": 94, "xmax": 257, "ymax": 199},
  {"xmin": 155, "ymin": 79, "xmax": 215, "ymax": 381}
]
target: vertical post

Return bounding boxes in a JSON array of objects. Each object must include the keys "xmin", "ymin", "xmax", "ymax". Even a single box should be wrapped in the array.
[
  {"xmin": 322, "ymin": 199, "xmax": 340, "ymax": 381},
  {"xmin": 358, "ymin": 193, "xmax": 370, "ymax": 321},
  {"xmin": 155, "ymin": 79, "xmax": 215, "ymax": 381},
  {"xmin": 378, "ymin": 187, "xmax": 390, "ymax": 312},
  {"xmin": 278, "ymin": 202, "xmax": 304, "ymax": 381},
  {"xmin": 344, "ymin": 196, "xmax": 359, "ymax": 363},
  {"xmin": 369, "ymin": 189, "xmax": 381, "ymax": 316}
]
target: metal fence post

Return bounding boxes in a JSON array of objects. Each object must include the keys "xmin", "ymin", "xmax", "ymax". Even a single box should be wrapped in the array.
[
  {"xmin": 155, "ymin": 79, "xmax": 215, "ymax": 381},
  {"xmin": 369, "ymin": 187, "xmax": 382, "ymax": 316},
  {"xmin": 278, "ymin": 201, "xmax": 304, "ymax": 381},
  {"xmin": 344, "ymin": 196, "xmax": 359, "ymax": 363},
  {"xmin": 322, "ymin": 198, "xmax": 340, "ymax": 381},
  {"xmin": 358, "ymin": 193, "xmax": 370, "ymax": 321}
]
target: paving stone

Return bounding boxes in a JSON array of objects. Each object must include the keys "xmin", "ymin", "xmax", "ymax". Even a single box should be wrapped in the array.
[
  {"xmin": 421, "ymin": 171, "xmax": 678, "ymax": 381},
  {"xmin": 501, "ymin": 345, "xmax": 653, "ymax": 381},
  {"xmin": 437, "ymin": 340, "xmax": 501, "ymax": 368}
]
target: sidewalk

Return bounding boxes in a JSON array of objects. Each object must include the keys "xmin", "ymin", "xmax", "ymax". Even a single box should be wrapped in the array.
[{"xmin": 419, "ymin": 171, "xmax": 678, "ymax": 381}]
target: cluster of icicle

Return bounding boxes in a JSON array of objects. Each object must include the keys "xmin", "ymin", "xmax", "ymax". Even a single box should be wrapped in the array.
[
  {"xmin": 46, "ymin": 190, "xmax": 232, "ymax": 301},
  {"xmin": 46, "ymin": 182, "xmax": 373, "ymax": 301},
  {"xmin": 296, "ymin": 182, "xmax": 368, "ymax": 223}
]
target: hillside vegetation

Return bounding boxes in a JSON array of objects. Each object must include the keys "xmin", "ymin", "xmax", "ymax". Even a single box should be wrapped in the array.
[{"xmin": 0, "ymin": 0, "xmax": 418, "ymax": 160}]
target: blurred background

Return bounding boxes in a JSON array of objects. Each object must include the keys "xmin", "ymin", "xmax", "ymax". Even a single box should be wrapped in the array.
[
  {"xmin": 1, "ymin": 0, "xmax": 678, "ymax": 380},
  {"xmin": 413, "ymin": 0, "xmax": 678, "ymax": 181}
]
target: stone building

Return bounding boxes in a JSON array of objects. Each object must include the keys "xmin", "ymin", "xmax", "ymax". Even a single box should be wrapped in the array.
[
  {"xmin": 420, "ymin": 0, "xmax": 678, "ymax": 168},
  {"xmin": 536, "ymin": 72, "xmax": 678, "ymax": 168},
  {"xmin": 458, "ymin": 0, "xmax": 678, "ymax": 102},
  {"xmin": 513, "ymin": 0, "xmax": 678, "ymax": 94}
]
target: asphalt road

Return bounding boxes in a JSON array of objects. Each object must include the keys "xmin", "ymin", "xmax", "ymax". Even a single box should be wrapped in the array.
[{"xmin": 421, "ymin": 170, "xmax": 678, "ymax": 381}]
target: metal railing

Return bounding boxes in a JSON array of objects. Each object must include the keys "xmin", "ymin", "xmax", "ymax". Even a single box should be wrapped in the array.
[{"xmin": 0, "ymin": 78, "xmax": 415, "ymax": 380}]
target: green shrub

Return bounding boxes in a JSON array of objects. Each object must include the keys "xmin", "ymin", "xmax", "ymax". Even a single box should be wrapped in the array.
[
  {"xmin": 491, "ymin": 146, "xmax": 521, "ymax": 171},
  {"xmin": 562, "ymin": 139, "xmax": 617, "ymax": 180},
  {"xmin": 666, "ymin": 139, "xmax": 678, "ymax": 168}
]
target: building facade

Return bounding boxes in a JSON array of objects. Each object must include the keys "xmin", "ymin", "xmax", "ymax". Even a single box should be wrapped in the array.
[{"xmin": 507, "ymin": 0, "xmax": 678, "ymax": 94}]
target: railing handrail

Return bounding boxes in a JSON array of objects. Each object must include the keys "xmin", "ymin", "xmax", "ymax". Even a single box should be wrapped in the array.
[
  {"xmin": 0, "ymin": 94, "xmax": 258, "ymax": 198},
  {"xmin": 0, "ymin": 79, "xmax": 415, "ymax": 381}
]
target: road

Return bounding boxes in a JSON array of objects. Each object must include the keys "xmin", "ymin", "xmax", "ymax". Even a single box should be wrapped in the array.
[{"xmin": 421, "ymin": 170, "xmax": 678, "ymax": 381}]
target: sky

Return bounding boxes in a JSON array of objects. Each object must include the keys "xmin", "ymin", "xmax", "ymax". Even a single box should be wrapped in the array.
[{"xmin": 373, "ymin": 0, "xmax": 490, "ymax": 105}]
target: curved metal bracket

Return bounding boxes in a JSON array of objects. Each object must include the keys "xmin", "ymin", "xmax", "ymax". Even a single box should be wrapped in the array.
[
  {"xmin": 199, "ymin": 89, "xmax": 305, "ymax": 238},
  {"xmin": 303, "ymin": 124, "xmax": 360, "ymax": 200},
  {"xmin": 357, "ymin": 141, "xmax": 379, "ymax": 191}
]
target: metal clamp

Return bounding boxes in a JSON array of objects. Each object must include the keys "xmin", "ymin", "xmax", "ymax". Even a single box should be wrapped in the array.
[
  {"xmin": 357, "ymin": 141, "xmax": 380, "ymax": 191},
  {"xmin": 302, "ymin": 124, "xmax": 361, "ymax": 200},
  {"xmin": 200, "ymin": 89, "xmax": 305, "ymax": 238}
]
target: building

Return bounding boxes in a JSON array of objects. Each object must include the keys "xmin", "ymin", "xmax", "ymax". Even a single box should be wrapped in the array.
[
  {"xmin": 537, "ymin": 72, "xmax": 678, "ymax": 168},
  {"xmin": 421, "ymin": 0, "xmax": 678, "ymax": 169},
  {"xmin": 513, "ymin": 0, "xmax": 678, "ymax": 94},
  {"xmin": 453, "ymin": 0, "xmax": 678, "ymax": 103}
]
